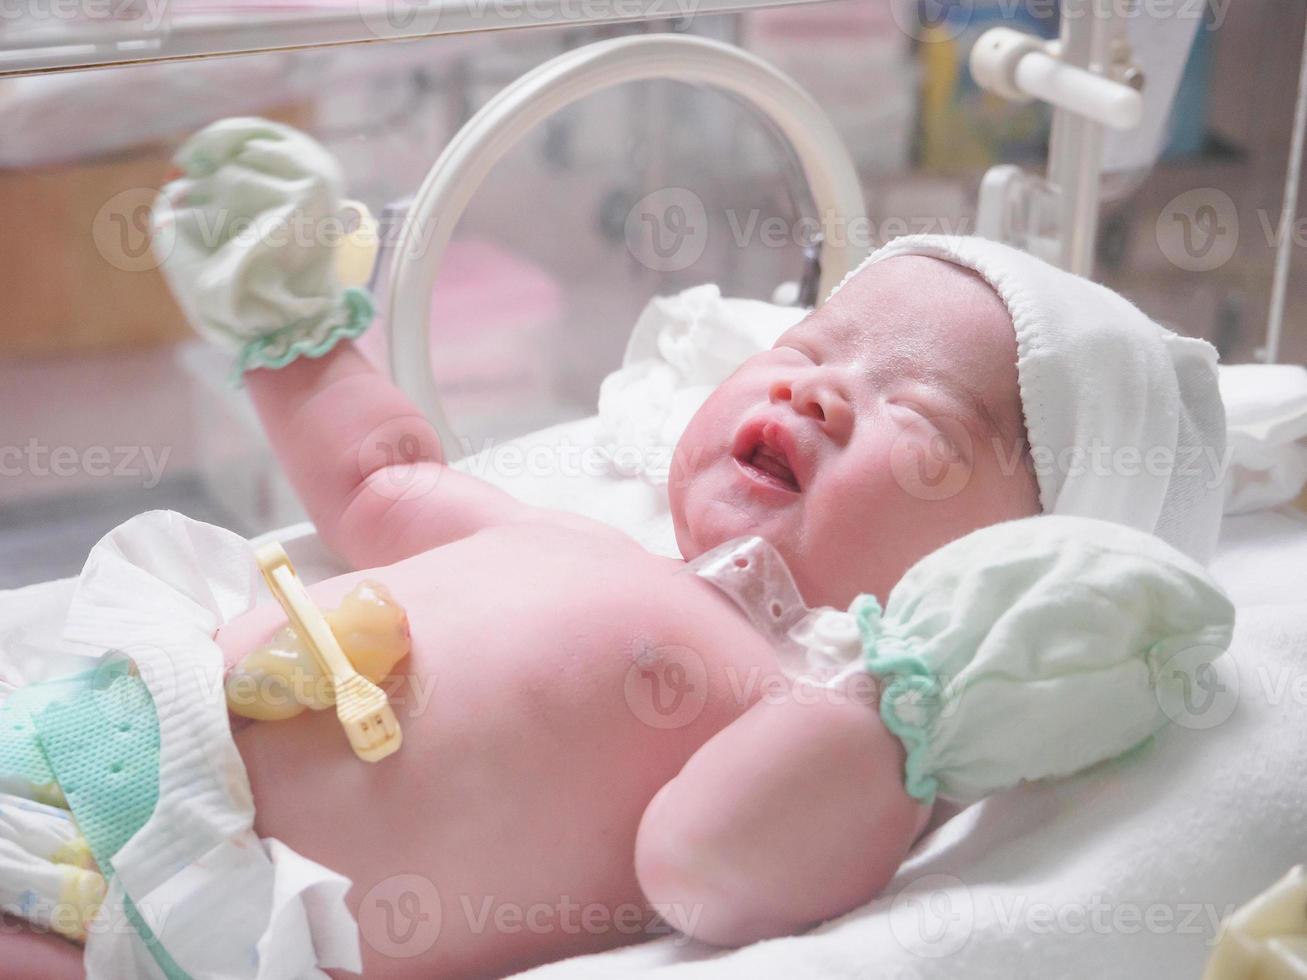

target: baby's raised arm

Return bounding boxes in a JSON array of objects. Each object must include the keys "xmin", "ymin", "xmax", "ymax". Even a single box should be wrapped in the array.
[
  {"xmin": 152, "ymin": 118, "xmax": 533, "ymax": 567},
  {"xmin": 243, "ymin": 342, "xmax": 531, "ymax": 568}
]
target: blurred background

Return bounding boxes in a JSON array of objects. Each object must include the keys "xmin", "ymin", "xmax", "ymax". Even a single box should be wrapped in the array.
[{"xmin": 0, "ymin": 0, "xmax": 1300, "ymax": 585}]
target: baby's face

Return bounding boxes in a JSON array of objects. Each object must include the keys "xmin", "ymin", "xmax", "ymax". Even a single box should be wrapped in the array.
[{"xmin": 669, "ymin": 255, "xmax": 1041, "ymax": 608}]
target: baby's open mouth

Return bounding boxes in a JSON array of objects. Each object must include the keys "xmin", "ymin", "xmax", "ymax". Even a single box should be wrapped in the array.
[
  {"xmin": 734, "ymin": 420, "xmax": 802, "ymax": 493},
  {"xmin": 743, "ymin": 444, "xmax": 800, "ymax": 492}
]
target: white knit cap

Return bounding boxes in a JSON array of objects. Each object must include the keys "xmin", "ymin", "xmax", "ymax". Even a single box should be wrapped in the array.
[{"xmin": 829, "ymin": 234, "xmax": 1227, "ymax": 564}]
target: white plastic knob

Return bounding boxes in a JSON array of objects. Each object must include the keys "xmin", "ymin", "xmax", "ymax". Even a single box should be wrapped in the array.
[
  {"xmin": 970, "ymin": 26, "xmax": 1143, "ymax": 131},
  {"xmin": 969, "ymin": 26, "xmax": 1044, "ymax": 103}
]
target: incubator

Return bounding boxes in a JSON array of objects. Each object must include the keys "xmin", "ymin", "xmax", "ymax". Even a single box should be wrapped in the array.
[{"xmin": 5, "ymin": 2, "xmax": 1307, "ymax": 979}]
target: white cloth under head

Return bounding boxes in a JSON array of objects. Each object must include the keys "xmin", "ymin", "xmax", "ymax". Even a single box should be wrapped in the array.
[
  {"xmin": 828, "ymin": 234, "xmax": 1227, "ymax": 564},
  {"xmin": 56, "ymin": 510, "xmax": 361, "ymax": 979}
]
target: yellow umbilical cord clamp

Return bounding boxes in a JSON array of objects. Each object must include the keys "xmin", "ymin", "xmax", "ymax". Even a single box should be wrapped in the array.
[{"xmin": 254, "ymin": 543, "xmax": 402, "ymax": 763}]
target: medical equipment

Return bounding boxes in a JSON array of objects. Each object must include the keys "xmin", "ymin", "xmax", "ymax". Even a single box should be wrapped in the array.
[
  {"xmin": 384, "ymin": 31, "xmax": 867, "ymax": 445},
  {"xmin": 253, "ymin": 543, "xmax": 404, "ymax": 762},
  {"xmin": 225, "ymin": 578, "xmax": 410, "ymax": 723},
  {"xmin": 6, "ymin": 2, "xmax": 1307, "ymax": 977},
  {"xmin": 970, "ymin": 4, "xmax": 1147, "ymax": 275}
]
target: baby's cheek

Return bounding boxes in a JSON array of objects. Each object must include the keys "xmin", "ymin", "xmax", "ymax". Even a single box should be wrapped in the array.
[
  {"xmin": 824, "ymin": 438, "xmax": 930, "ymax": 517},
  {"xmin": 881, "ymin": 420, "xmax": 977, "ymax": 508},
  {"xmin": 804, "ymin": 464, "xmax": 896, "ymax": 559},
  {"xmin": 812, "ymin": 445, "xmax": 961, "ymax": 571},
  {"xmin": 671, "ymin": 395, "xmax": 732, "ymax": 486}
]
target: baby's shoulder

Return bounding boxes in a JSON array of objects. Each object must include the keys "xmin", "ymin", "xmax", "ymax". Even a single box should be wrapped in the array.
[
  {"xmin": 513, "ymin": 507, "xmax": 642, "ymax": 546},
  {"xmin": 480, "ymin": 511, "xmax": 701, "ymax": 601},
  {"xmin": 466, "ymin": 516, "xmax": 776, "ymax": 667}
]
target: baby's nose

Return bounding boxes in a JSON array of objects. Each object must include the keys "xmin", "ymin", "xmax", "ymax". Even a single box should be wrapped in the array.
[{"xmin": 771, "ymin": 375, "xmax": 853, "ymax": 441}]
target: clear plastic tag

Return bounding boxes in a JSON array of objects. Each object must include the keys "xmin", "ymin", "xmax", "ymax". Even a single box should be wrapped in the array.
[{"xmin": 685, "ymin": 536, "xmax": 864, "ymax": 686}]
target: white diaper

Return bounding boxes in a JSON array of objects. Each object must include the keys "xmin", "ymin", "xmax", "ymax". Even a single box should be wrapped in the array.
[{"xmin": 0, "ymin": 510, "xmax": 361, "ymax": 979}]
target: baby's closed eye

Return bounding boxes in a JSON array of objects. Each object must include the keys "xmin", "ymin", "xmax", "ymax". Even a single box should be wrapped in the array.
[{"xmin": 886, "ymin": 399, "xmax": 974, "ymax": 463}]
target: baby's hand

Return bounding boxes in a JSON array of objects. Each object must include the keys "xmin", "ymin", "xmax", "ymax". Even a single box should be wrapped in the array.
[
  {"xmin": 152, "ymin": 117, "xmax": 373, "ymax": 381},
  {"xmin": 635, "ymin": 682, "xmax": 930, "ymax": 946}
]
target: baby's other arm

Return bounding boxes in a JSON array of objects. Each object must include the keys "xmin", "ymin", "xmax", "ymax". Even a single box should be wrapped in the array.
[
  {"xmin": 634, "ymin": 684, "xmax": 930, "ymax": 946},
  {"xmin": 245, "ymin": 342, "xmax": 533, "ymax": 568}
]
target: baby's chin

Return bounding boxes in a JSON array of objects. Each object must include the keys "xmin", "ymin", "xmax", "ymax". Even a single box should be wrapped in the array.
[{"xmin": 669, "ymin": 500, "xmax": 732, "ymax": 562}]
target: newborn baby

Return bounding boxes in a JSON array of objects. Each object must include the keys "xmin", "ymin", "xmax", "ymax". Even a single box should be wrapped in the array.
[
  {"xmin": 236, "ymin": 249, "xmax": 1035, "ymax": 967},
  {"xmin": 2, "ymin": 120, "xmax": 1232, "ymax": 980}
]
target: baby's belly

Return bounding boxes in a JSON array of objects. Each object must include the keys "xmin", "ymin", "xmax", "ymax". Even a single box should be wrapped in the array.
[{"xmin": 223, "ymin": 524, "xmax": 779, "ymax": 979}]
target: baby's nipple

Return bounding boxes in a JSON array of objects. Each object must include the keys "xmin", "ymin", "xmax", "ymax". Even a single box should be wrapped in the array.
[{"xmin": 225, "ymin": 580, "xmax": 410, "ymax": 721}]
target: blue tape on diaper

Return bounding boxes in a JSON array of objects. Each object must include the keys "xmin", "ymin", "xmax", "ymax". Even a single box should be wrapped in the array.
[{"xmin": 0, "ymin": 657, "xmax": 190, "ymax": 980}]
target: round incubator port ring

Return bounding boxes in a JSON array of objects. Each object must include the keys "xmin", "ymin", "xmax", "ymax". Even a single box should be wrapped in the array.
[{"xmin": 387, "ymin": 32, "xmax": 867, "ymax": 453}]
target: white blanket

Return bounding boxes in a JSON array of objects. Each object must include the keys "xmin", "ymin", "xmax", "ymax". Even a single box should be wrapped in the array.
[{"xmin": 509, "ymin": 506, "xmax": 1307, "ymax": 979}]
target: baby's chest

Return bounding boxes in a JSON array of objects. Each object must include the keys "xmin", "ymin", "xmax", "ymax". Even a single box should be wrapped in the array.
[{"xmin": 395, "ymin": 527, "xmax": 782, "ymax": 722}]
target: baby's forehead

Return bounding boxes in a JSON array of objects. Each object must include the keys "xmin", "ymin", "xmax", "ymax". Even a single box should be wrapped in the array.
[
  {"xmin": 791, "ymin": 255, "xmax": 1013, "ymax": 354},
  {"xmin": 779, "ymin": 255, "xmax": 1023, "ymax": 436}
]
